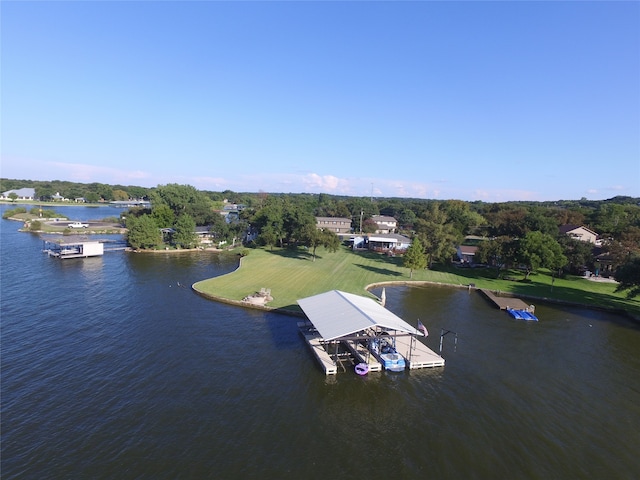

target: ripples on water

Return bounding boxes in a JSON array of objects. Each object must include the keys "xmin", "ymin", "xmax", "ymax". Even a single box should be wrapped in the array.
[{"xmin": 2, "ymin": 206, "xmax": 640, "ymax": 479}]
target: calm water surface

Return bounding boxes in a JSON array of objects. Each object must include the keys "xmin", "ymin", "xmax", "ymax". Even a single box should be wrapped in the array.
[{"xmin": 1, "ymin": 204, "xmax": 639, "ymax": 479}]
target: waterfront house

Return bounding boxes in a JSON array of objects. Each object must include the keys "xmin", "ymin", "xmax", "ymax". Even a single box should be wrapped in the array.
[
  {"xmin": 457, "ymin": 245, "xmax": 478, "ymax": 264},
  {"xmin": 371, "ymin": 215, "xmax": 397, "ymax": 234},
  {"xmin": 1, "ymin": 187, "xmax": 35, "ymax": 201},
  {"xmin": 366, "ymin": 233, "xmax": 411, "ymax": 253},
  {"xmin": 195, "ymin": 226, "xmax": 214, "ymax": 246},
  {"xmin": 315, "ymin": 217, "xmax": 352, "ymax": 235},
  {"xmin": 559, "ymin": 225, "xmax": 598, "ymax": 244}
]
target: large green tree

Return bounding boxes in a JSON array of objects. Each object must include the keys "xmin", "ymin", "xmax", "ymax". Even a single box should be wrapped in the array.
[
  {"xmin": 301, "ymin": 226, "xmax": 340, "ymax": 261},
  {"xmin": 151, "ymin": 184, "xmax": 213, "ymax": 225},
  {"xmin": 85, "ymin": 192, "xmax": 100, "ymax": 203},
  {"xmin": 259, "ymin": 225, "xmax": 279, "ymax": 250},
  {"xmin": 600, "ymin": 226, "xmax": 640, "ymax": 270},
  {"xmin": 518, "ymin": 231, "xmax": 567, "ymax": 279},
  {"xmin": 441, "ymin": 200, "xmax": 487, "ymax": 236},
  {"xmin": 614, "ymin": 257, "xmax": 640, "ymax": 299},
  {"xmin": 414, "ymin": 204, "xmax": 458, "ymax": 268},
  {"xmin": 397, "ymin": 209, "xmax": 417, "ymax": 230},
  {"xmin": 112, "ymin": 189, "xmax": 129, "ymax": 201},
  {"xmin": 254, "ymin": 199, "xmax": 285, "ymax": 248},
  {"xmin": 475, "ymin": 235, "xmax": 518, "ymax": 278},
  {"xmin": 403, "ymin": 237, "xmax": 427, "ymax": 278},
  {"xmin": 282, "ymin": 201, "xmax": 315, "ymax": 245},
  {"xmin": 151, "ymin": 204, "xmax": 176, "ymax": 229},
  {"xmin": 173, "ymin": 214, "xmax": 197, "ymax": 249},
  {"xmin": 557, "ymin": 236, "xmax": 594, "ymax": 274},
  {"xmin": 126, "ymin": 215, "xmax": 161, "ymax": 250}
]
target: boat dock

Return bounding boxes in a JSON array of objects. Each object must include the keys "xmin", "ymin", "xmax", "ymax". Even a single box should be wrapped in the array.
[
  {"xmin": 297, "ymin": 290, "xmax": 448, "ymax": 375},
  {"xmin": 298, "ymin": 322, "xmax": 444, "ymax": 374},
  {"xmin": 392, "ymin": 334, "xmax": 446, "ymax": 369},
  {"xmin": 298, "ymin": 322, "xmax": 338, "ymax": 375},
  {"xmin": 43, "ymin": 239, "xmax": 104, "ymax": 259},
  {"xmin": 479, "ymin": 289, "xmax": 533, "ymax": 311},
  {"xmin": 43, "ymin": 239, "xmax": 127, "ymax": 259},
  {"xmin": 343, "ymin": 339, "xmax": 382, "ymax": 372}
]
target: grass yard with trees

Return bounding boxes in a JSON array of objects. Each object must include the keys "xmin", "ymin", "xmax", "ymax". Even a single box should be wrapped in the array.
[
  {"xmin": 193, "ymin": 245, "xmax": 640, "ymax": 318},
  {"xmin": 3, "ymin": 178, "xmax": 640, "ymax": 316}
]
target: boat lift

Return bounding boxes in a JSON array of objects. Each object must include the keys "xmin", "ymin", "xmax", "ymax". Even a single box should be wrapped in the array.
[{"xmin": 439, "ymin": 328, "xmax": 458, "ymax": 354}]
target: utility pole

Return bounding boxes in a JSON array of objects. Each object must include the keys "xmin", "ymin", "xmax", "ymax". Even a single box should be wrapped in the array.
[{"xmin": 360, "ymin": 210, "xmax": 363, "ymax": 234}]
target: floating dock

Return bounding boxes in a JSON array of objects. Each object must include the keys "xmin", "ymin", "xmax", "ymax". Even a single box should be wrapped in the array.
[
  {"xmin": 507, "ymin": 308, "xmax": 539, "ymax": 321},
  {"xmin": 479, "ymin": 289, "xmax": 538, "ymax": 320},
  {"xmin": 479, "ymin": 289, "xmax": 533, "ymax": 311}
]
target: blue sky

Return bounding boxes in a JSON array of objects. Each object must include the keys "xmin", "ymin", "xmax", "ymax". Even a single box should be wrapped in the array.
[{"xmin": 2, "ymin": 1, "xmax": 638, "ymax": 202}]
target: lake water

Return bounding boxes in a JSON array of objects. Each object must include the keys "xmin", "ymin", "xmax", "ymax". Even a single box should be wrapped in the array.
[{"xmin": 2, "ymin": 204, "xmax": 639, "ymax": 479}]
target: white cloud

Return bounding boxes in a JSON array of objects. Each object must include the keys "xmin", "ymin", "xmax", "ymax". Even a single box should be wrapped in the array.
[
  {"xmin": 301, "ymin": 173, "xmax": 350, "ymax": 192},
  {"xmin": 49, "ymin": 161, "xmax": 151, "ymax": 185}
]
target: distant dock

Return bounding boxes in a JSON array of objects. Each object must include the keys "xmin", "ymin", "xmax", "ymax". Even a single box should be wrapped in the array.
[
  {"xmin": 43, "ymin": 239, "xmax": 127, "ymax": 259},
  {"xmin": 43, "ymin": 239, "xmax": 104, "ymax": 259},
  {"xmin": 479, "ymin": 289, "xmax": 534, "ymax": 312}
]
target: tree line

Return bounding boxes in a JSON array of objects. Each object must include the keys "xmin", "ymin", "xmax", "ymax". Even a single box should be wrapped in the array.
[{"xmin": 2, "ymin": 179, "xmax": 639, "ymax": 296}]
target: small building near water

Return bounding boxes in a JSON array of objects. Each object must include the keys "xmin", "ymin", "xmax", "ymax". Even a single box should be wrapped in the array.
[
  {"xmin": 366, "ymin": 233, "xmax": 411, "ymax": 253},
  {"xmin": 43, "ymin": 240, "xmax": 104, "ymax": 259}
]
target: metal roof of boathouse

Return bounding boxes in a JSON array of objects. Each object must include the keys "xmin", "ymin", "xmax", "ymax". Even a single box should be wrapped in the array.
[{"xmin": 297, "ymin": 290, "xmax": 424, "ymax": 341}]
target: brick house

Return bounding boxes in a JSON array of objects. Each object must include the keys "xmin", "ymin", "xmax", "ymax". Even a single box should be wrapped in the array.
[{"xmin": 315, "ymin": 217, "xmax": 352, "ymax": 234}]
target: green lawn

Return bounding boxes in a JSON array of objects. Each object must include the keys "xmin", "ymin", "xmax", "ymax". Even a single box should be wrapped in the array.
[{"xmin": 193, "ymin": 245, "xmax": 640, "ymax": 318}]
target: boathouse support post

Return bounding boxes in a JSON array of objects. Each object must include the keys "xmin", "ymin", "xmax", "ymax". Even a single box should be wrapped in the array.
[{"xmin": 408, "ymin": 333, "xmax": 414, "ymax": 363}]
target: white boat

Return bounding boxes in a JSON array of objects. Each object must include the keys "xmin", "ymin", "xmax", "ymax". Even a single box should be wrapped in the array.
[{"xmin": 370, "ymin": 336, "xmax": 406, "ymax": 372}]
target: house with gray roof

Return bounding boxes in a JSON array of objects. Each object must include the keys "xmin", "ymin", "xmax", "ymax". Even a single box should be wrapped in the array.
[
  {"xmin": 1, "ymin": 188, "xmax": 35, "ymax": 200},
  {"xmin": 371, "ymin": 215, "xmax": 397, "ymax": 234},
  {"xmin": 366, "ymin": 233, "xmax": 411, "ymax": 253}
]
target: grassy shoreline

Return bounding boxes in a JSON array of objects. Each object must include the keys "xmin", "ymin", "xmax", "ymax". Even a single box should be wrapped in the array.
[
  {"xmin": 6, "ymin": 200, "xmax": 636, "ymax": 318},
  {"xmin": 193, "ymin": 245, "xmax": 640, "ymax": 319}
]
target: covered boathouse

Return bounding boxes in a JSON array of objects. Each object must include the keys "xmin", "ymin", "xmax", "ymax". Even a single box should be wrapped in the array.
[
  {"xmin": 43, "ymin": 239, "xmax": 104, "ymax": 259},
  {"xmin": 297, "ymin": 290, "xmax": 445, "ymax": 375}
]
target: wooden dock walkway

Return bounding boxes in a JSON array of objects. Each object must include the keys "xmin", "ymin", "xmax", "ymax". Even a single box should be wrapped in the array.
[
  {"xmin": 299, "ymin": 328, "xmax": 338, "ymax": 375},
  {"xmin": 393, "ymin": 334, "xmax": 446, "ymax": 369},
  {"xmin": 479, "ymin": 289, "xmax": 533, "ymax": 311}
]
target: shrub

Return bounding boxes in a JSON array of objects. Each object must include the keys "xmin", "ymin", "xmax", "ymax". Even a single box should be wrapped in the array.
[{"xmin": 2, "ymin": 207, "xmax": 27, "ymax": 219}]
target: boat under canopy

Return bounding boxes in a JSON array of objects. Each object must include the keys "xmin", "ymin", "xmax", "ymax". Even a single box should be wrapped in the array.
[{"xmin": 297, "ymin": 290, "xmax": 424, "ymax": 341}]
